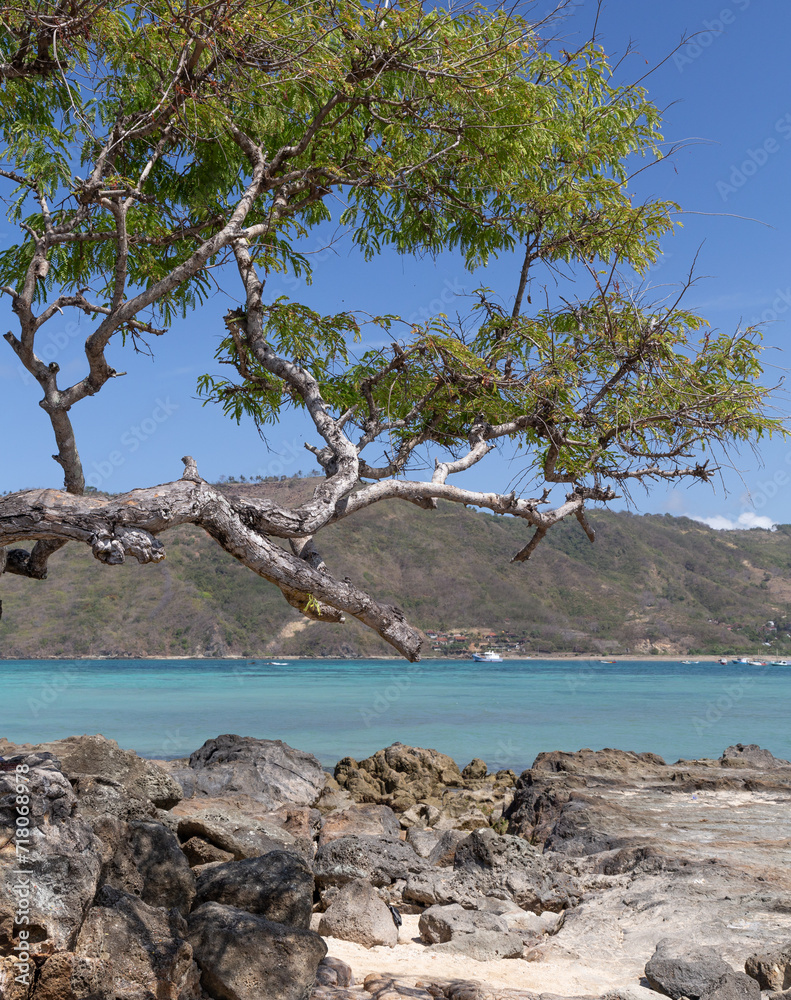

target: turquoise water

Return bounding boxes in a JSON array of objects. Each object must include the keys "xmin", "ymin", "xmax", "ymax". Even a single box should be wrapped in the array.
[{"xmin": 0, "ymin": 658, "xmax": 788, "ymax": 772}]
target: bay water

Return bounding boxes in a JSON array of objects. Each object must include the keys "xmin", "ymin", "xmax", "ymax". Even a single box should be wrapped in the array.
[{"xmin": 1, "ymin": 658, "xmax": 788, "ymax": 772}]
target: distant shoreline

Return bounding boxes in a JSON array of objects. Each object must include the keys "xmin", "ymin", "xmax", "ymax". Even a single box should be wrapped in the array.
[{"xmin": 0, "ymin": 653, "xmax": 768, "ymax": 663}]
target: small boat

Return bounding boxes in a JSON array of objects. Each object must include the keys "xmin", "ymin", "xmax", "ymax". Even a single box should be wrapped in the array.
[
  {"xmin": 267, "ymin": 661, "xmax": 288, "ymax": 666},
  {"xmin": 771, "ymin": 660, "xmax": 790, "ymax": 666},
  {"xmin": 681, "ymin": 660, "xmax": 700, "ymax": 665},
  {"xmin": 732, "ymin": 658, "xmax": 751, "ymax": 665},
  {"xmin": 472, "ymin": 650, "xmax": 503, "ymax": 662},
  {"xmin": 747, "ymin": 660, "xmax": 768, "ymax": 667},
  {"xmin": 599, "ymin": 659, "xmax": 616, "ymax": 664},
  {"xmin": 718, "ymin": 658, "xmax": 728, "ymax": 665}
]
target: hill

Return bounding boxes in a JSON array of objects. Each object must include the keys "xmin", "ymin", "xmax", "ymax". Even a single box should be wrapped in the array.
[{"xmin": 2, "ymin": 477, "xmax": 791, "ymax": 658}]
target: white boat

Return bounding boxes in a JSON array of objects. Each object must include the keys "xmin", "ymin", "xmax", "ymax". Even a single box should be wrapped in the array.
[
  {"xmin": 472, "ymin": 650, "xmax": 503, "ymax": 662},
  {"xmin": 770, "ymin": 660, "xmax": 789, "ymax": 666}
]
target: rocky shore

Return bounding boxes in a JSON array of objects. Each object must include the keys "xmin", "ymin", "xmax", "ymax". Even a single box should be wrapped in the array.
[{"xmin": 1, "ymin": 734, "xmax": 790, "ymax": 1000}]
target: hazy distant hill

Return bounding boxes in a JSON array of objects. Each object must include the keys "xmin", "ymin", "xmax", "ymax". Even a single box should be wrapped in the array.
[{"xmin": 2, "ymin": 477, "xmax": 791, "ymax": 659}]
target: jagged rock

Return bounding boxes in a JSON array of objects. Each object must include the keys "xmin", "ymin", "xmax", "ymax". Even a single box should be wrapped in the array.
[
  {"xmin": 188, "ymin": 900, "xmax": 326, "ymax": 1000},
  {"xmin": 506, "ymin": 745, "xmax": 791, "ymax": 853},
  {"xmin": 315, "ymin": 956, "xmax": 354, "ymax": 987},
  {"xmin": 701, "ymin": 972, "xmax": 761, "ymax": 1000},
  {"xmin": 398, "ymin": 802, "xmax": 443, "ymax": 830},
  {"xmin": 0, "ymin": 755, "xmax": 101, "ymax": 954},
  {"xmin": 462, "ymin": 759, "xmax": 488, "ymax": 780},
  {"xmin": 333, "ymin": 745, "xmax": 517, "ymax": 831},
  {"xmin": 744, "ymin": 940, "xmax": 791, "ymax": 990},
  {"xmin": 275, "ymin": 805, "xmax": 322, "ymax": 853},
  {"xmin": 318, "ymin": 880, "xmax": 398, "ymax": 948},
  {"xmin": 171, "ymin": 735, "xmax": 326, "ymax": 808},
  {"xmin": 645, "ymin": 941, "xmax": 734, "ymax": 1000},
  {"xmin": 70, "ymin": 886, "xmax": 201, "ymax": 1000},
  {"xmin": 335, "ymin": 744, "xmax": 464, "ymax": 812},
  {"xmin": 313, "ymin": 835, "xmax": 428, "ymax": 889},
  {"xmin": 405, "ymin": 828, "xmax": 576, "ymax": 914},
  {"xmin": 0, "ymin": 735, "xmax": 182, "ymax": 820},
  {"xmin": 181, "ymin": 835, "xmax": 235, "ymax": 866},
  {"xmin": 172, "ymin": 799, "xmax": 296, "ymax": 859},
  {"xmin": 721, "ymin": 744, "xmax": 790, "ymax": 769},
  {"xmin": 405, "ymin": 828, "xmax": 441, "ymax": 858},
  {"xmin": 100, "ymin": 819, "xmax": 196, "ymax": 915},
  {"xmin": 193, "ymin": 850, "xmax": 313, "ymax": 928},
  {"xmin": 427, "ymin": 829, "xmax": 467, "ymax": 868},
  {"xmin": 319, "ymin": 804, "xmax": 400, "ymax": 846}
]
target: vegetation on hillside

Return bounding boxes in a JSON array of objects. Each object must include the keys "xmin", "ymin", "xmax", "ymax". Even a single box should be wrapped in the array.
[{"xmin": 2, "ymin": 479, "xmax": 789, "ymax": 659}]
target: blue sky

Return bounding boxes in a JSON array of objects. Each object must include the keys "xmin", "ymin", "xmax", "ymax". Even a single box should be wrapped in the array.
[{"xmin": 2, "ymin": 0, "xmax": 791, "ymax": 529}]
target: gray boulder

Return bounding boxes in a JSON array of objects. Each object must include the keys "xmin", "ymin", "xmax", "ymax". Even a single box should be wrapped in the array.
[
  {"xmin": 188, "ymin": 900, "xmax": 326, "ymax": 1000},
  {"xmin": 427, "ymin": 829, "xmax": 467, "ymax": 867},
  {"xmin": 745, "ymin": 941, "xmax": 791, "ymax": 990},
  {"xmin": 645, "ymin": 941, "xmax": 734, "ymax": 1000},
  {"xmin": 0, "ymin": 754, "xmax": 101, "ymax": 953},
  {"xmin": 313, "ymin": 834, "xmax": 428, "ymax": 888},
  {"xmin": 421, "ymin": 901, "xmax": 525, "ymax": 962},
  {"xmin": 316, "ymin": 956, "xmax": 354, "ymax": 987},
  {"xmin": 318, "ymin": 880, "xmax": 398, "ymax": 948},
  {"xmin": 318, "ymin": 803, "xmax": 400, "ymax": 846},
  {"xmin": 702, "ymin": 972, "xmax": 761, "ymax": 1000},
  {"xmin": 721, "ymin": 744, "xmax": 790, "ymax": 769},
  {"xmin": 454, "ymin": 826, "xmax": 546, "ymax": 873},
  {"xmin": 405, "ymin": 827, "xmax": 441, "ymax": 858},
  {"xmin": 101, "ymin": 820, "xmax": 195, "ymax": 915},
  {"xmin": 172, "ymin": 799, "xmax": 296, "ymax": 859},
  {"xmin": 181, "ymin": 836, "xmax": 235, "ymax": 866},
  {"xmin": 418, "ymin": 902, "xmax": 510, "ymax": 943},
  {"xmin": 193, "ymin": 850, "xmax": 313, "ymax": 928},
  {"xmin": 69, "ymin": 886, "xmax": 201, "ymax": 1000},
  {"xmin": 172, "ymin": 735, "xmax": 326, "ymax": 808},
  {"xmin": 404, "ymin": 828, "xmax": 576, "ymax": 914},
  {"xmin": 1, "ymin": 735, "xmax": 183, "ymax": 820}
]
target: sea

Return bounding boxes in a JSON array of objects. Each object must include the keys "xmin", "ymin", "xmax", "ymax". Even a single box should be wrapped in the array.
[{"xmin": 1, "ymin": 658, "xmax": 789, "ymax": 772}]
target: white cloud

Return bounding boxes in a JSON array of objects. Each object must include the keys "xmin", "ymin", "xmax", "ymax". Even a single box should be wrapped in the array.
[{"xmin": 690, "ymin": 512, "xmax": 777, "ymax": 531}]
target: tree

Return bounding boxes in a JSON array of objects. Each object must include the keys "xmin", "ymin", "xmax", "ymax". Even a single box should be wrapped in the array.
[{"xmin": 0, "ymin": 0, "xmax": 780, "ymax": 659}]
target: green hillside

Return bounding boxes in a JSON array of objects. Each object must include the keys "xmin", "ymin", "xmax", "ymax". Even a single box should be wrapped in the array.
[{"xmin": 2, "ymin": 477, "xmax": 791, "ymax": 658}]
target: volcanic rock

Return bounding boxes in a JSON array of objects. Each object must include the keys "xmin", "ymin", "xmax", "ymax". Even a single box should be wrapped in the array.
[{"xmin": 193, "ymin": 850, "xmax": 313, "ymax": 928}]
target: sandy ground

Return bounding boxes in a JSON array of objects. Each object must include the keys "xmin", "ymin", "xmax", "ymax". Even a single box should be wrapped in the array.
[{"xmin": 310, "ymin": 914, "xmax": 633, "ymax": 995}]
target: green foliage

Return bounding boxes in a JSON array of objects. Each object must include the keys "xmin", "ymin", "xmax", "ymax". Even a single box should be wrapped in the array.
[{"xmin": 0, "ymin": 0, "xmax": 781, "ymax": 496}]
